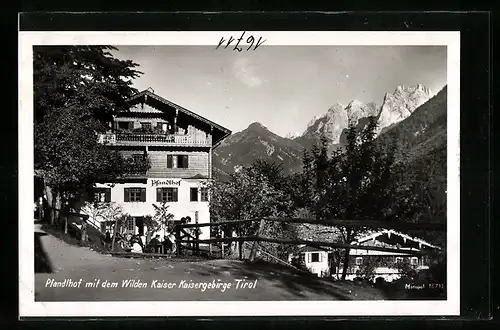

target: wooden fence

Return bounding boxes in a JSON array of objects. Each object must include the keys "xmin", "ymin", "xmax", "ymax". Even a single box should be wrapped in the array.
[{"xmin": 174, "ymin": 218, "xmax": 445, "ymax": 260}]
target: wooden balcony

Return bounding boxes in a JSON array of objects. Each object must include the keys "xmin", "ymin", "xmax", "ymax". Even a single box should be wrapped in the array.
[{"xmin": 98, "ymin": 133, "xmax": 212, "ymax": 147}]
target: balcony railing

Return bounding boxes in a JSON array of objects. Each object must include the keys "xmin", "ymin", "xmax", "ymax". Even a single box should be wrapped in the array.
[{"xmin": 98, "ymin": 133, "xmax": 211, "ymax": 146}]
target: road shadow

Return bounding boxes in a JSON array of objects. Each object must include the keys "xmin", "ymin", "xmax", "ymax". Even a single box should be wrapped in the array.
[
  {"xmin": 35, "ymin": 232, "xmax": 53, "ymax": 273},
  {"xmin": 191, "ymin": 260, "xmax": 382, "ymax": 300}
]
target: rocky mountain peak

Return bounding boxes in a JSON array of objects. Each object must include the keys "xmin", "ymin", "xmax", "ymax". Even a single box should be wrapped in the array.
[
  {"xmin": 285, "ymin": 131, "xmax": 301, "ymax": 139},
  {"xmin": 345, "ymin": 100, "xmax": 379, "ymax": 126},
  {"xmin": 377, "ymin": 84, "xmax": 433, "ymax": 134},
  {"xmin": 247, "ymin": 122, "xmax": 268, "ymax": 131}
]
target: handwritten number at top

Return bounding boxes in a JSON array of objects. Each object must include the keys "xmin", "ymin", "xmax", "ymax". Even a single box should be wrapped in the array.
[{"xmin": 216, "ymin": 32, "xmax": 266, "ymax": 52}]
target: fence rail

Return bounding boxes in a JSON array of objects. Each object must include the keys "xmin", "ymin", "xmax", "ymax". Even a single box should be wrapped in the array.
[
  {"xmin": 178, "ymin": 236, "xmax": 425, "ymax": 255},
  {"xmin": 173, "ymin": 217, "xmax": 444, "ymax": 260},
  {"xmin": 176, "ymin": 217, "xmax": 446, "ymax": 231}
]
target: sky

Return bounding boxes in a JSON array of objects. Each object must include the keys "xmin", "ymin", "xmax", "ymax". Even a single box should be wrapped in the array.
[{"xmin": 113, "ymin": 46, "xmax": 447, "ymax": 137}]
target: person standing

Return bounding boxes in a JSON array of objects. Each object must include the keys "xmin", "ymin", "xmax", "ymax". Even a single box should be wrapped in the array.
[{"xmin": 168, "ymin": 231, "xmax": 176, "ymax": 254}]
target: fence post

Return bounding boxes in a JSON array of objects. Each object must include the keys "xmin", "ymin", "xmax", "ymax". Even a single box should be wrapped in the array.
[
  {"xmin": 64, "ymin": 214, "xmax": 68, "ymax": 234},
  {"xmin": 195, "ymin": 213, "xmax": 200, "ymax": 256},
  {"xmin": 221, "ymin": 230, "xmax": 225, "ymax": 258},
  {"xmin": 249, "ymin": 219, "xmax": 266, "ymax": 262},
  {"xmin": 175, "ymin": 224, "xmax": 181, "ymax": 256}
]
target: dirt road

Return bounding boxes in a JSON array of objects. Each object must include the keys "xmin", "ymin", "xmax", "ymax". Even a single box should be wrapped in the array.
[{"xmin": 34, "ymin": 223, "xmax": 386, "ymax": 301}]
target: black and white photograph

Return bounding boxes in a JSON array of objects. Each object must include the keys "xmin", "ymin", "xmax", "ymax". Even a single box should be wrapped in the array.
[{"xmin": 19, "ymin": 31, "xmax": 460, "ymax": 317}]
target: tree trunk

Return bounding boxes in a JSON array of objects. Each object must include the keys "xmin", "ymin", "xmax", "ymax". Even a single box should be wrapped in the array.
[
  {"xmin": 43, "ymin": 185, "xmax": 55, "ymax": 226},
  {"xmin": 53, "ymin": 191, "xmax": 62, "ymax": 228},
  {"xmin": 341, "ymin": 247, "xmax": 351, "ymax": 280},
  {"xmin": 341, "ymin": 228, "xmax": 352, "ymax": 280},
  {"xmin": 249, "ymin": 219, "xmax": 266, "ymax": 262},
  {"xmin": 81, "ymin": 221, "xmax": 87, "ymax": 244},
  {"xmin": 111, "ymin": 217, "xmax": 119, "ymax": 251},
  {"xmin": 64, "ymin": 215, "xmax": 68, "ymax": 234}
]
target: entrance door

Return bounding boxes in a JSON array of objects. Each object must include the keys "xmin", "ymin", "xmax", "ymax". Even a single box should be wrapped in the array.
[{"xmin": 135, "ymin": 216, "xmax": 144, "ymax": 236}]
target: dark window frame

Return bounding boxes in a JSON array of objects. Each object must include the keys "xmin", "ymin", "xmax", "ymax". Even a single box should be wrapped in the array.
[
  {"xmin": 141, "ymin": 122, "xmax": 152, "ymax": 130},
  {"xmin": 157, "ymin": 188, "xmax": 179, "ymax": 203},
  {"xmin": 92, "ymin": 188, "xmax": 111, "ymax": 203},
  {"xmin": 124, "ymin": 188, "xmax": 146, "ymax": 203},
  {"xmin": 167, "ymin": 155, "xmax": 173, "ymax": 168},
  {"xmin": 190, "ymin": 187, "xmax": 198, "ymax": 202},
  {"xmin": 118, "ymin": 121, "xmax": 132, "ymax": 130},
  {"xmin": 200, "ymin": 188, "xmax": 209, "ymax": 202},
  {"xmin": 132, "ymin": 153, "xmax": 145, "ymax": 162},
  {"xmin": 177, "ymin": 155, "xmax": 189, "ymax": 168}
]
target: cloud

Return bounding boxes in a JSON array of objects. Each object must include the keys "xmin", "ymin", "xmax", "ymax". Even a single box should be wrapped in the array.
[{"xmin": 232, "ymin": 57, "xmax": 263, "ymax": 88}]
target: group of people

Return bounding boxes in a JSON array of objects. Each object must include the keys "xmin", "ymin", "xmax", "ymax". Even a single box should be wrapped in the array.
[
  {"xmin": 147, "ymin": 233, "xmax": 177, "ymax": 254},
  {"xmin": 111, "ymin": 231, "xmax": 177, "ymax": 254}
]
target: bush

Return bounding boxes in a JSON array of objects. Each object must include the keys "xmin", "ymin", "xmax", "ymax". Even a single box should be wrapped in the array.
[{"xmin": 290, "ymin": 255, "xmax": 310, "ymax": 273}]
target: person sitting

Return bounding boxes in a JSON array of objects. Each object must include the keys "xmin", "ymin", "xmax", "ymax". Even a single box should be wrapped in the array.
[
  {"xmin": 148, "ymin": 234, "xmax": 161, "ymax": 253},
  {"xmin": 163, "ymin": 235, "xmax": 171, "ymax": 253},
  {"xmin": 130, "ymin": 237, "xmax": 143, "ymax": 253}
]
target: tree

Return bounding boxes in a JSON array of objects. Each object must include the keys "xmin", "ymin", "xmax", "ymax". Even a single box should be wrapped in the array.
[
  {"xmin": 34, "ymin": 46, "xmax": 144, "ymax": 225},
  {"xmin": 146, "ymin": 202, "xmax": 175, "ymax": 237},
  {"xmin": 80, "ymin": 201, "xmax": 125, "ymax": 245},
  {"xmin": 300, "ymin": 118, "xmax": 399, "ymax": 280},
  {"xmin": 207, "ymin": 160, "xmax": 299, "ymax": 260}
]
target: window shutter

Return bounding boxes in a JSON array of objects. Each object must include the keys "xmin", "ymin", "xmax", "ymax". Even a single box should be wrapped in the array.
[
  {"xmin": 105, "ymin": 188, "xmax": 111, "ymax": 202},
  {"xmin": 173, "ymin": 188, "xmax": 178, "ymax": 202},
  {"xmin": 183, "ymin": 155, "xmax": 189, "ymax": 168},
  {"xmin": 167, "ymin": 155, "xmax": 173, "ymax": 168},
  {"xmin": 156, "ymin": 188, "xmax": 162, "ymax": 202},
  {"xmin": 319, "ymin": 253, "xmax": 322, "ymax": 263},
  {"xmin": 124, "ymin": 188, "xmax": 129, "ymax": 202},
  {"xmin": 140, "ymin": 188, "xmax": 146, "ymax": 202}
]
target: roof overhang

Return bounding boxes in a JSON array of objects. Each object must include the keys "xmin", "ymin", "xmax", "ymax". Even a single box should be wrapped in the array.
[{"xmin": 125, "ymin": 90, "xmax": 231, "ymax": 147}]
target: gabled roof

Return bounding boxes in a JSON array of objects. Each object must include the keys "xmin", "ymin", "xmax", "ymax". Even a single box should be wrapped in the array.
[
  {"xmin": 352, "ymin": 229, "xmax": 441, "ymax": 250},
  {"xmin": 298, "ymin": 245, "xmax": 329, "ymax": 253},
  {"xmin": 126, "ymin": 89, "xmax": 232, "ymax": 147}
]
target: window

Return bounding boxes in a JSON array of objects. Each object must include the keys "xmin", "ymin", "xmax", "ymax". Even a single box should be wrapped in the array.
[
  {"xmin": 190, "ymin": 188, "xmax": 198, "ymax": 202},
  {"xmin": 311, "ymin": 252, "xmax": 320, "ymax": 263},
  {"xmin": 177, "ymin": 155, "xmax": 189, "ymax": 168},
  {"xmin": 141, "ymin": 122, "xmax": 152, "ymax": 130},
  {"xmin": 355, "ymin": 257, "xmax": 363, "ymax": 265},
  {"xmin": 132, "ymin": 154, "xmax": 145, "ymax": 163},
  {"xmin": 167, "ymin": 155, "xmax": 173, "ymax": 168},
  {"xmin": 92, "ymin": 188, "xmax": 111, "ymax": 202},
  {"xmin": 200, "ymin": 188, "xmax": 209, "ymax": 202},
  {"xmin": 156, "ymin": 188, "xmax": 178, "ymax": 202},
  {"xmin": 395, "ymin": 257, "xmax": 404, "ymax": 263},
  {"xmin": 410, "ymin": 257, "xmax": 418, "ymax": 266},
  {"xmin": 127, "ymin": 217, "xmax": 135, "ymax": 231},
  {"xmin": 118, "ymin": 121, "xmax": 133, "ymax": 130},
  {"xmin": 124, "ymin": 188, "xmax": 146, "ymax": 202},
  {"xmin": 157, "ymin": 122, "xmax": 167, "ymax": 131}
]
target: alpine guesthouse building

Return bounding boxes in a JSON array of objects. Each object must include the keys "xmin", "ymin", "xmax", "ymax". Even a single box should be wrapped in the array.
[{"xmin": 95, "ymin": 88, "xmax": 231, "ymax": 240}]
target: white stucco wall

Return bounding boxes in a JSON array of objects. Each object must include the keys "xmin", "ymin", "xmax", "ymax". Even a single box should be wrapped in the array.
[
  {"xmin": 303, "ymin": 251, "xmax": 330, "ymax": 277},
  {"xmin": 95, "ymin": 178, "xmax": 210, "ymax": 240}
]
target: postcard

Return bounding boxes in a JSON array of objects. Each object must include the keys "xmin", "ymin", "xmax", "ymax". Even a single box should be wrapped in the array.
[{"xmin": 19, "ymin": 30, "xmax": 460, "ymax": 317}]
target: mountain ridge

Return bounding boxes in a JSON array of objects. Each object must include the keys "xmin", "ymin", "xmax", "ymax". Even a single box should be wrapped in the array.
[{"xmin": 212, "ymin": 84, "xmax": 444, "ymax": 178}]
